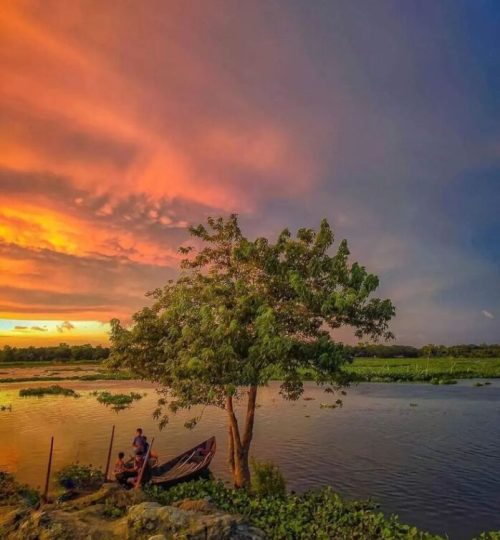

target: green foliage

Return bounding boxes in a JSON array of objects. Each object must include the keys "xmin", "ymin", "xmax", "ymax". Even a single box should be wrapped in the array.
[
  {"xmin": 146, "ymin": 479, "xmax": 445, "ymax": 539},
  {"xmin": 345, "ymin": 357, "xmax": 500, "ymax": 383},
  {"xmin": 55, "ymin": 464, "xmax": 104, "ymax": 491},
  {"xmin": 419, "ymin": 343, "xmax": 500, "ymax": 358},
  {"xmin": 92, "ymin": 391, "xmax": 144, "ymax": 411},
  {"xmin": 250, "ymin": 459, "xmax": 286, "ymax": 497},
  {"xmin": 351, "ymin": 344, "xmax": 420, "ymax": 358},
  {"xmin": 109, "ymin": 215, "xmax": 394, "ymax": 422},
  {"xmin": 0, "ymin": 372, "xmax": 133, "ymax": 384},
  {"xmin": 0, "ymin": 343, "xmax": 109, "ymax": 364},
  {"xmin": 0, "ymin": 471, "xmax": 40, "ymax": 507},
  {"xmin": 19, "ymin": 385, "xmax": 80, "ymax": 398},
  {"xmin": 350, "ymin": 343, "xmax": 500, "ymax": 359},
  {"xmin": 101, "ymin": 499, "xmax": 126, "ymax": 519}
]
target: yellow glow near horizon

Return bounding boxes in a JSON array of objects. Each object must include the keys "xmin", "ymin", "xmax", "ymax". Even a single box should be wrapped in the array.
[{"xmin": 0, "ymin": 320, "xmax": 110, "ymax": 346}]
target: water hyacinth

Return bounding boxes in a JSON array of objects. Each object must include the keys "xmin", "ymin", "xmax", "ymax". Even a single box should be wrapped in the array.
[{"xmin": 19, "ymin": 385, "xmax": 80, "ymax": 398}]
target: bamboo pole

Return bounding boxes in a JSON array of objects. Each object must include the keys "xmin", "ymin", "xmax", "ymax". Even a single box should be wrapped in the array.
[
  {"xmin": 104, "ymin": 425, "xmax": 115, "ymax": 481},
  {"xmin": 43, "ymin": 436, "xmax": 54, "ymax": 503},
  {"xmin": 134, "ymin": 437, "xmax": 154, "ymax": 490}
]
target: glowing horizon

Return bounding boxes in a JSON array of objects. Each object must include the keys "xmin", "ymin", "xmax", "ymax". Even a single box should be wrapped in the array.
[{"xmin": 0, "ymin": 319, "xmax": 109, "ymax": 346}]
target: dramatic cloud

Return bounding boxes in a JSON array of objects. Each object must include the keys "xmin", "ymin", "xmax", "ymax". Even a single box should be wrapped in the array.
[{"xmin": 1, "ymin": 1, "xmax": 499, "ymax": 345}]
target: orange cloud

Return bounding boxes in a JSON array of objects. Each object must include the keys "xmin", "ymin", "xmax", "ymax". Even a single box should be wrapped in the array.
[
  {"xmin": 0, "ymin": 1, "xmax": 321, "ymax": 341},
  {"xmin": 0, "ymin": 2, "xmax": 315, "ymax": 211}
]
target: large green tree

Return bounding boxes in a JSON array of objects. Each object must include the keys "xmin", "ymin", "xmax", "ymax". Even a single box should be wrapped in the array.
[{"xmin": 109, "ymin": 215, "xmax": 395, "ymax": 487}]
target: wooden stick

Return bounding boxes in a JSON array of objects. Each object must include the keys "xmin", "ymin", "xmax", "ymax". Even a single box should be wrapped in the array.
[
  {"xmin": 104, "ymin": 425, "xmax": 115, "ymax": 481},
  {"xmin": 43, "ymin": 436, "xmax": 54, "ymax": 503},
  {"xmin": 134, "ymin": 437, "xmax": 154, "ymax": 490}
]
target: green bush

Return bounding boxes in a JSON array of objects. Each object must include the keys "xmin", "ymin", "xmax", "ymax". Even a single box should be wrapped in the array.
[
  {"xmin": 146, "ymin": 479, "xmax": 447, "ymax": 539},
  {"xmin": 250, "ymin": 458, "xmax": 286, "ymax": 497},
  {"xmin": 0, "ymin": 471, "xmax": 40, "ymax": 507},
  {"xmin": 55, "ymin": 464, "xmax": 104, "ymax": 491}
]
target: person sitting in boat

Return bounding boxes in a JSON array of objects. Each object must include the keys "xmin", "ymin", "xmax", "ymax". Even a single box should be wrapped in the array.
[
  {"xmin": 132, "ymin": 428, "xmax": 146, "ymax": 453},
  {"xmin": 129, "ymin": 449, "xmax": 151, "ymax": 487},
  {"xmin": 115, "ymin": 451, "xmax": 139, "ymax": 486},
  {"xmin": 114, "ymin": 452, "xmax": 126, "ymax": 477},
  {"xmin": 114, "ymin": 451, "xmax": 132, "ymax": 484}
]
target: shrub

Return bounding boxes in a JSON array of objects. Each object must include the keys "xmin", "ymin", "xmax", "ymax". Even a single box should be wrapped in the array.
[
  {"xmin": 55, "ymin": 464, "xmax": 104, "ymax": 491},
  {"xmin": 0, "ymin": 471, "xmax": 40, "ymax": 506},
  {"xmin": 250, "ymin": 458, "xmax": 286, "ymax": 497}
]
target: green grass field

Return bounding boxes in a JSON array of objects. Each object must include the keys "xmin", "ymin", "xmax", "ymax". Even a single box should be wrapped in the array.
[{"xmin": 345, "ymin": 356, "xmax": 500, "ymax": 383}]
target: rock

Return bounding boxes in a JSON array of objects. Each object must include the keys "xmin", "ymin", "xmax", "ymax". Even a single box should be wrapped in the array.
[
  {"xmin": 126, "ymin": 501, "xmax": 266, "ymax": 540},
  {"xmin": 127, "ymin": 502, "xmax": 196, "ymax": 538},
  {"xmin": 188, "ymin": 513, "xmax": 267, "ymax": 540},
  {"xmin": 59, "ymin": 482, "xmax": 149, "ymax": 512},
  {"xmin": 0, "ymin": 488, "xmax": 266, "ymax": 540},
  {"xmin": 172, "ymin": 497, "xmax": 218, "ymax": 514}
]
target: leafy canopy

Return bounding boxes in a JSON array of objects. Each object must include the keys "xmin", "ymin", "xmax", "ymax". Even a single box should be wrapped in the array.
[{"xmin": 110, "ymin": 215, "xmax": 395, "ymax": 424}]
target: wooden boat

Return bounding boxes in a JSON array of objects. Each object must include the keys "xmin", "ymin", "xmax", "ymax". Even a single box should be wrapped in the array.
[{"xmin": 149, "ymin": 436, "xmax": 216, "ymax": 487}]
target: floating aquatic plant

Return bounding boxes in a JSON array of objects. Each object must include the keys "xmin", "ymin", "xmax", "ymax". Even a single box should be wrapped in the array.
[
  {"xmin": 93, "ymin": 390, "xmax": 144, "ymax": 411},
  {"xmin": 19, "ymin": 385, "xmax": 80, "ymax": 398}
]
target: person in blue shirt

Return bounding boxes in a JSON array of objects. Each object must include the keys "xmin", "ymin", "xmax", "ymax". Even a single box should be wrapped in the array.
[{"xmin": 132, "ymin": 427, "xmax": 146, "ymax": 453}]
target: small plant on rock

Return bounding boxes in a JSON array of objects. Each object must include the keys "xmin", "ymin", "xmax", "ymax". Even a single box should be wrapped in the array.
[{"xmin": 250, "ymin": 459, "xmax": 286, "ymax": 498}]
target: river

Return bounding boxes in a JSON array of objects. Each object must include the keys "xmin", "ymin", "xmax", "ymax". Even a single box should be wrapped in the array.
[{"xmin": 0, "ymin": 377, "xmax": 499, "ymax": 539}]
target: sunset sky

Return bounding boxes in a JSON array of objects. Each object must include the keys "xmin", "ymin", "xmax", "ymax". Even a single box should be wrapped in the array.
[{"xmin": 1, "ymin": 0, "xmax": 499, "ymax": 346}]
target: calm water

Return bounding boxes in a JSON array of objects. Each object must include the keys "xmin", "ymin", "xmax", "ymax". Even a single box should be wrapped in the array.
[{"xmin": 0, "ymin": 378, "xmax": 499, "ymax": 539}]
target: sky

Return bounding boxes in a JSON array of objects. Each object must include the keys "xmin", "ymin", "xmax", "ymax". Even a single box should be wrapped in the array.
[{"xmin": 0, "ymin": 0, "xmax": 499, "ymax": 346}]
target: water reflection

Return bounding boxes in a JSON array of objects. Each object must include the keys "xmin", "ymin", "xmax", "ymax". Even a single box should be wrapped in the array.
[{"xmin": 0, "ymin": 379, "xmax": 499, "ymax": 539}]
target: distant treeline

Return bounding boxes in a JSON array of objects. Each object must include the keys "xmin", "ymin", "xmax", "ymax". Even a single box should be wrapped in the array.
[
  {"xmin": 349, "ymin": 343, "xmax": 500, "ymax": 358},
  {"xmin": 0, "ymin": 344, "xmax": 110, "ymax": 363},
  {"xmin": 1, "ymin": 343, "xmax": 499, "ymax": 363}
]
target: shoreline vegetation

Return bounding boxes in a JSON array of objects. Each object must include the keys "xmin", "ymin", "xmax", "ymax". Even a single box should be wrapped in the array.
[
  {"xmin": 1, "ymin": 356, "xmax": 499, "ymax": 384},
  {"xmin": 0, "ymin": 469, "xmax": 499, "ymax": 539}
]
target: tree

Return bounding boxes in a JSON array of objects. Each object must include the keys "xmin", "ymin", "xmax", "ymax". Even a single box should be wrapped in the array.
[{"xmin": 109, "ymin": 215, "xmax": 395, "ymax": 488}]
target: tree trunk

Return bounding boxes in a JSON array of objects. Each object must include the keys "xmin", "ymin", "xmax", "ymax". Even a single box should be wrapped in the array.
[
  {"xmin": 226, "ymin": 385, "xmax": 258, "ymax": 489},
  {"xmin": 228, "ymin": 423, "xmax": 235, "ymax": 477}
]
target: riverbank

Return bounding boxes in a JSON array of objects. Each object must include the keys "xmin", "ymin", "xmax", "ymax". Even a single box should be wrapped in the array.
[
  {"xmin": 2, "ymin": 472, "xmax": 499, "ymax": 539},
  {"xmin": 1, "ymin": 356, "xmax": 500, "ymax": 384},
  {"xmin": 0, "ymin": 476, "xmax": 265, "ymax": 539}
]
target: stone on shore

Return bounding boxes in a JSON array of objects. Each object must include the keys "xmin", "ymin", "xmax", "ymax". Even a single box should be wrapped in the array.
[{"xmin": 0, "ymin": 484, "xmax": 266, "ymax": 540}]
